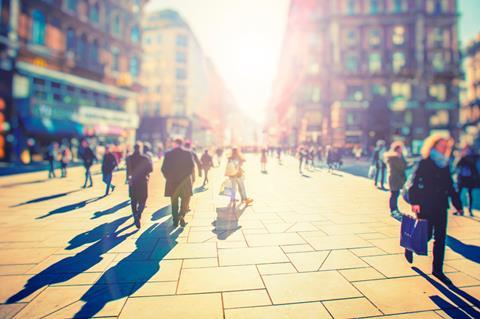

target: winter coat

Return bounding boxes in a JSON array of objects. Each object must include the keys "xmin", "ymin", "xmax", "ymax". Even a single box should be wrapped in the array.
[
  {"xmin": 127, "ymin": 152, "xmax": 153, "ymax": 200},
  {"xmin": 161, "ymin": 147, "xmax": 194, "ymax": 197},
  {"xmin": 456, "ymin": 154, "xmax": 480, "ymax": 189},
  {"xmin": 384, "ymin": 151, "xmax": 407, "ymax": 191},
  {"xmin": 102, "ymin": 153, "xmax": 118, "ymax": 175}
]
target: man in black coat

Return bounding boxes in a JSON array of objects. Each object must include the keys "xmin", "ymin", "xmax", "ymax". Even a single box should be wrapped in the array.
[
  {"xmin": 101, "ymin": 145, "xmax": 118, "ymax": 196},
  {"xmin": 80, "ymin": 140, "xmax": 97, "ymax": 188},
  {"xmin": 127, "ymin": 143, "xmax": 153, "ymax": 229},
  {"xmin": 161, "ymin": 138, "xmax": 194, "ymax": 227}
]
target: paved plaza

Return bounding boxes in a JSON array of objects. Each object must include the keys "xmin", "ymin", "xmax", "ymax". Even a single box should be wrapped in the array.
[{"xmin": 0, "ymin": 156, "xmax": 479, "ymax": 318}]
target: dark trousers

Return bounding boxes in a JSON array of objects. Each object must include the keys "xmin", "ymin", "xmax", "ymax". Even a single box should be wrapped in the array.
[
  {"xmin": 203, "ymin": 169, "xmax": 209, "ymax": 185},
  {"xmin": 389, "ymin": 191, "xmax": 400, "ymax": 212},
  {"xmin": 103, "ymin": 173, "xmax": 113, "ymax": 195},
  {"xmin": 460, "ymin": 187, "xmax": 474, "ymax": 213},
  {"xmin": 84, "ymin": 166, "xmax": 93, "ymax": 187},
  {"xmin": 428, "ymin": 211, "xmax": 448, "ymax": 273},
  {"xmin": 131, "ymin": 196, "xmax": 147, "ymax": 219},
  {"xmin": 48, "ymin": 160, "xmax": 56, "ymax": 178},
  {"xmin": 170, "ymin": 194, "xmax": 190, "ymax": 222},
  {"xmin": 375, "ymin": 162, "xmax": 386, "ymax": 187},
  {"xmin": 61, "ymin": 164, "xmax": 67, "ymax": 177}
]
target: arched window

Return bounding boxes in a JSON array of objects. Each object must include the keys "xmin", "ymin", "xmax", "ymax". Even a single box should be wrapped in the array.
[
  {"xmin": 78, "ymin": 34, "xmax": 88, "ymax": 62},
  {"xmin": 131, "ymin": 25, "xmax": 140, "ymax": 43},
  {"xmin": 32, "ymin": 9, "xmax": 46, "ymax": 45},
  {"xmin": 130, "ymin": 56, "xmax": 139, "ymax": 78},
  {"xmin": 91, "ymin": 40, "xmax": 99, "ymax": 63},
  {"xmin": 66, "ymin": 28, "xmax": 76, "ymax": 51}
]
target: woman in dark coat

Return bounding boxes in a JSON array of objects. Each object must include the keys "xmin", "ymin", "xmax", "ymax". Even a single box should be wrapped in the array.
[
  {"xmin": 384, "ymin": 141, "xmax": 407, "ymax": 216},
  {"xmin": 456, "ymin": 146, "xmax": 479, "ymax": 216},
  {"xmin": 409, "ymin": 135, "xmax": 463, "ymax": 285}
]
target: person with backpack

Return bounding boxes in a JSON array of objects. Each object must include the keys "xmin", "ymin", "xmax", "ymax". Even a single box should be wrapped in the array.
[
  {"xmin": 372, "ymin": 140, "xmax": 387, "ymax": 189},
  {"xmin": 80, "ymin": 140, "xmax": 97, "ymax": 188},
  {"xmin": 102, "ymin": 145, "xmax": 118, "ymax": 196},
  {"xmin": 200, "ymin": 149, "xmax": 214, "ymax": 187},
  {"xmin": 455, "ymin": 145, "xmax": 479, "ymax": 216},
  {"xmin": 384, "ymin": 141, "xmax": 407, "ymax": 217},
  {"xmin": 406, "ymin": 134, "xmax": 463, "ymax": 285},
  {"xmin": 225, "ymin": 148, "xmax": 253, "ymax": 205}
]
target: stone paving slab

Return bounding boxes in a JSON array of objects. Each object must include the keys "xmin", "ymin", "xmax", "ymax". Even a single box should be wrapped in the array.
[{"xmin": 0, "ymin": 156, "xmax": 479, "ymax": 318}]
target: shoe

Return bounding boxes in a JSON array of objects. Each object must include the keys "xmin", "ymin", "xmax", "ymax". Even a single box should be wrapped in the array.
[
  {"xmin": 173, "ymin": 218, "xmax": 179, "ymax": 227},
  {"xmin": 111, "ymin": 185, "xmax": 116, "ymax": 192},
  {"xmin": 243, "ymin": 198, "xmax": 254, "ymax": 206},
  {"xmin": 432, "ymin": 271, "xmax": 453, "ymax": 285},
  {"xmin": 179, "ymin": 217, "xmax": 186, "ymax": 227},
  {"xmin": 404, "ymin": 249, "xmax": 413, "ymax": 263}
]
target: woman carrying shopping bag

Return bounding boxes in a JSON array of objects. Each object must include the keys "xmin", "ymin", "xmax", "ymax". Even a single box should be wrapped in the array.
[{"xmin": 225, "ymin": 148, "xmax": 253, "ymax": 206}]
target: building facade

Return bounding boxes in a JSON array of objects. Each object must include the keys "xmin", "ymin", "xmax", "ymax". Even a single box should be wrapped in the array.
[
  {"xmin": 0, "ymin": 0, "xmax": 146, "ymax": 162},
  {"xmin": 138, "ymin": 10, "xmax": 231, "ymax": 148},
  {"xmin": 269, "ymin": 0, "xmax": 461, "ymax": 153}
]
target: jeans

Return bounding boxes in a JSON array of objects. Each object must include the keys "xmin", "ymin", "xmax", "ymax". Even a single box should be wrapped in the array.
[
  {"xmin": 389, "ymin": 191, "xmax": 400, "ymax": 212},
  {"xmin": 230, "ymin": 176, "xmax": 247, "ymax": 201},
  {"xmin": 48, "ymin": 160, "xmax": 56, "ymax": 178},
  {"xmin": 171, "ymin": 194, "xmax": 190, "ymax": 222},
  {"xmin": 203, "ymin": 169, "xmax": 209, "ymax": 185},
  {"xmin": 103, "ymin": 173, "xmax": 113, "ymax": 195},
  {"xmin": 460, "ymin": 187, "xmax": 474, "ymax": 213},
  {"xmin": 375, "ymin": 162, "xmax": 386, "ymax": 187},
  {"xmin": 84, "ymin": 166, "xmax": 92, "ymax": 187}
]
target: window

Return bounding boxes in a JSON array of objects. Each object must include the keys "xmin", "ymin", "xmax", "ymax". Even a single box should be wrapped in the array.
[
  {"xmin": 130, "ymin": 56, "xmax": 139, "ymax": 78},
  {"xmin": 31, "ymin": 9, "xmax": 46, "ymax": 45},
  {"xmin": 432, "ymin": 52, "xmax": 445, "ymax": 71},
  {"xmin": 346, "ymin": 86, "xmax": 363, "ymax": 101},
  {"xmin": 431, "ymin": 27, "xmax": 447, "ymax": 48},
  {"xmin": 391, "ymin": 82, "xmax": 411, "ymax": 100},
  {"xmin": 311, "ymin": 87, "xmax": 321, "ymax": 102},
  {"xmin": 372, "ymin": 84, "xmax": 387, "ymax": 96},
  {"xmin": 392, "ymin": 52, "xmax": 406, "ymax": 73},
  {"xmin": 345, "ymin": 29, "xmax": 359, "ymax": 47},
  {"xmin": 66, "ymin": 0, "xmax": 77, "ymax": 11},
  {"xmin": 112, "ymin": 48, "xmax": 119, "ymax": 72},
  {"xmin": 90, "ymin": 2, "xmax": 99, "ymax": 24},
  {"xmin": 131, "ymin": 26, "xmax": 140, "ymax": 43},
  {"xmin": 429, "ymin": 84, "xmax": 447, "ymax": 101},
  {"xmin": 91, "ymin": 40, "xmax": 99, "ymax": 63},
  {"xmin": 176, "ymin": 68, "xmax": 187, "ymax": 80},
  {"xmin": 66, "ymin": 28, "xmax": 76, "ymax": 51},
  {"xmin": 113, "ymin": 14, "xmax": 121, "ymax": 35},
  {"xmin": 176, "ymin": 51, "xmax": 186, "ymax": 63},
  {"xmin": 427, "ymin": 0, "xmax": 448, "ymax": 14},
  {"xmin": 346, "ymin": 0, "xmax": 357, "ymax": 15},
  {"xmin": 392, "ymin": 0, "xmax": 406, "ymax": 13},
  {"xmin": 176, "ymin": 34, "xmax": 188, "ymax": 47},
  {"xmin": 392, "ymin": 26, "xmax": 406, "ymax": 46},
  {"xmin": 77, "ymin": 34, "xmax": 88, "ymax": 62},
  {"xmin": 370, "ymin": 0, "xmax": 380, "ymax": 14},
  {"xmin": 368, "ymin": 29, "xmax": 381, "ymax": 48},
  {"xmin": 369, "ymin": 53, "xmax": 382, "ymax": 73},
  {"xmin": 345, "ymin": 54, "xmax": 359, "ymax": 72},
  {"xmin": 176, "ymin": 85, "xmax": 187, "ymax": 100}
]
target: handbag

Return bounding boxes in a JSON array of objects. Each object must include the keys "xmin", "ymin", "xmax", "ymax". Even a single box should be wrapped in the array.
[
  {"xmin": 219, "ymin": 178, "xmax": 234, "ymax": 197},
  {"xmin": 400, "ymin": 215, "xmax": 429, "ymax": 256},
  {"xmin": 368, "ymin": 165, "xmax": 376, "ymax": 179}
]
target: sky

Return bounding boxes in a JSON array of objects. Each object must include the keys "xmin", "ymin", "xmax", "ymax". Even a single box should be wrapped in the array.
[{"xmin": 147, "ymin": 0, "xmax": 480, "ymax": 124}]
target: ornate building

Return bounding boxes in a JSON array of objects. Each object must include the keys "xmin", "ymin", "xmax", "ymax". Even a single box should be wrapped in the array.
[
  {"xmin": 0, "ymin": 0, "xmax": 147, "ymax": 162},
  {"xmin": 268, "ymin": 0, "xmax": 461, "ymax": 153}
]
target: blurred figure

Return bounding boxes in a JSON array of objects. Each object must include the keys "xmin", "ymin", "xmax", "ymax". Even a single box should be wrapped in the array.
[
  {"xmin": 184, "ymin": 141, "xmax": 202, "ymax": 184},
  {"xmin": 353, "ymin": 145, "xmax": 363, "ymax": 160},
  {"xmin": 46, "ymin": 142, "xmax": 58, "ymax": 179},
  {"xmin": 298, "ymin": 146, "xmax": 307, "ymax": 174},
  {"xmin": 215, "ymin": 147, "xmax": 224, "ymax": 166},
  {"xmin": 326, "ymin": 146, "xmax": 336, "ymax": 172},
  {"xmin": 200, "ymin": 149, "xmax": 214, "ymax": 187},
  {"xmin": 308, "ymin": 146, "xmax": 315, "ymax": 169},
  {"xmin": 127, "ymin": 143, "xmax": 153, "ymax": 228},
  {"xmin": 260, "ymin": 148, "xmax": 268, "ymax": 173},
  {"xmin": 384, "ymin": 141, "xmax": 407, "ymax": 217},
  {"xmin": 372, "ymin": 140, "xmax": 387, "ymax": 189},
  {"xmin": 161, "ymin": 139, "xmax": 194, "ymax": 227},
  {"xmin": 455, "ymin": 145, "xmax": 479, "ymax": 216},
  {"xmin": 80, "ymin": 140, "xmax": 96, "ymax": 188},
  {"xmin": 143, "ymin": 142, "xmax": 154, "ymax": 166},
  {"xmin": 102, "ymin": 145, "xmax": 118, "ymax": 196},
  {"xmin": 276, "ymin": 147, "xmax": 282, "ymax": 165},
  {"xmin": 408, "ymin": 135, "xmax": 463, "ymax": 285},
  {"xmin": 316, "ymin": 146, "xmax": 323, "ymax": 166},
  {"xmin": 225, "ymin": 148, "xmax": 253, "ymax": 205},
  {"xmin": 60, "ymin": 144, "xmax": 71, "ymax": 178}
]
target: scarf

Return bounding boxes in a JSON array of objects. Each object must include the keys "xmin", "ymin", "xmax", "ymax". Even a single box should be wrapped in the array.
[{"xmin": 430, "ymin": 149, "xmax": 449, "ymax": 168}]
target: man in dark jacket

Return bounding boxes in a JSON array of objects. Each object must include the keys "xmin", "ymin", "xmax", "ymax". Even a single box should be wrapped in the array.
[
  {"xmin": 127, "ymin": 143, "xmax": 153, "ymax": 228},
  {"xmin": 372, "ymin": 140, "xmax": 387, "ymax": 189},
  {"xmin": 102, "ymin": 145, "xmax": 118, "ymax": 196},
  {"xmin": 161, "ymin": 138, "xmax": 194, "ymax": 227},
  {"xmin": 80, "ymin": 140, "xmax": 97, "ymax": 188}
]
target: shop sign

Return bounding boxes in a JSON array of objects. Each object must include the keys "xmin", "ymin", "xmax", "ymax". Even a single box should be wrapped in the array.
[
  {"xmin": 78, "ymin": 106, "xmax": 139, "ymax": 128},
  {"xmin": 32, "ymin": 103, "xmax": 78, "ymax": 121}
]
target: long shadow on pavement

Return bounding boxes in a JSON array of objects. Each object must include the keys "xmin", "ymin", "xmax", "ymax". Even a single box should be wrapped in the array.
[
  {"xmin": 446, "ymin": 236, "xmax": 480, "ymax": 264},
  {"xmin": 412, "ymin": 267, "xmax": 480, "ymax": 318},
  {"xmin": 11, "ymin": 189, "xmax": 82, "ymax": 207},
  {"xmin": 212, "ymin": 203, "xmax": 247, "ymax": 240},
  {"xmin": 37, "ymin": 196, "xmax": 104, "ymax": 219},
  {"xmin": 7, "ymin": 217, "xmax": 136, "ymax": 304},
  {"xmin": 74, "ymin": 221, "xmax": 183, "ymax": 318},
  {"xmin": 92, "ymin": 200, "xmax": 130, "ymax": 220}
]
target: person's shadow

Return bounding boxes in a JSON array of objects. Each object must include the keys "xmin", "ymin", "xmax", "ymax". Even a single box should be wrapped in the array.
[
  {"xmin": 446, "ymin": 236, "xmax": 480, "ymax": 264},
  {"xmin": 212, "ymin": 203, "xmax": 247, "ymax": 240},
  {"xmin": 412, "ymin": 267, "xmax": 480, "ymax": 318},
  {"xmin": 37, "ymin": 196, "xmax": 104, "ymax": 219},
  {"xmin": 151, "ymin": 205, "xmax": 172, "ymax": 221},
  {"xmin": 11, "ymin": 189, "xmax": 81, "ymax": 207},
  {"xmin": 92, "ymin": 201, "xmax": 130, "ymax": 219},
  {"xmin": 73, "ymin": 222, "xmax": 183, "ymax": 318},
  {"xmin": 7, "ymin": 217, "xmax": 136, "ymax": 304}
]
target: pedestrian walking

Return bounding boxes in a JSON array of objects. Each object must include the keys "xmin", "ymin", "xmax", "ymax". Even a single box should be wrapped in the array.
[
  {"xmin": 215, "ymin": 147, "xmax": 224, "ymax": 166},
  {"xmin": 200, "ymin": 150, "xmax": 214, "ymax": 187},
  {"xmin": 225, "ymin": 148, "xmax": 253, "ymax": 205},
  {"xmin": 102, "ymin": 145, "xmax": 118, "ymax": 196},
  {"xmin": 260, "ymin": 148, "xmax": 268, "ymax": 173},
  {"xmin": 80, "ymin": 140, "xmax": 96, "ymax": 188},
  {"xmin": 455, "ymin": 145, "xmax": 479, "ymax": 216},
  {"xmin": 60, "ymin": 145, "xmax": 71, "ymax": 178},
  {"xmin": 298, "ymin": 147, "xmax": 307, "ymax": 174},
  {"xmin": 46, "ymin": 142, "xmax": 58, "ymax": 179},
  {"xmin": 372, "ymin": 140, "xmax": 387, "ymax": 189},
  {"xmin": 143, "ymin": 142, "xmax": 155, "ymax": 165},
  {"xmin": 384, "ymin": 141, "xmax": 407, "ymax": 217},
  {"xmin": 184, "ymin": 141, "xmax": 202, "ymax": 183},
  {"xmin": 408, "ymin": 134, "xmax": 463, "ymax": 285},
  {"xmin": 276, "ymin": 147, "xmax": 282, "ymax": 165},
  {"xmin": 353, "ymin": 145, "xmax": 363, "ymax": 160},
  {"xmin": 326, "ymin": 146, "xmax": 336, "ymax": 172},
  {"xmin": 161, "ymin": 139, "xmax": 194, "ymax": 227},
  {"xmin": 308, "ymin": 147, "xmax": 315, "ymax": 169},
  {"xmin": 127, "ymin": 143, "xmax": 153, "ymax": 228}
]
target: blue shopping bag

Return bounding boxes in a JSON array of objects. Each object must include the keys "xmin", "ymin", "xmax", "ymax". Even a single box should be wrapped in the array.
[{"xmin": 400, "ymin": 215, "xmax": 429, "ymax": 256}]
